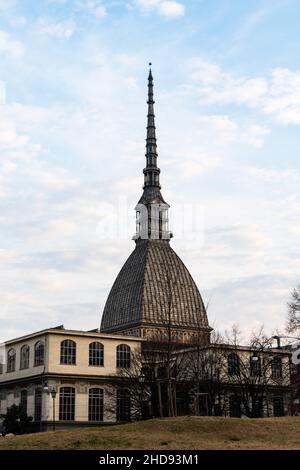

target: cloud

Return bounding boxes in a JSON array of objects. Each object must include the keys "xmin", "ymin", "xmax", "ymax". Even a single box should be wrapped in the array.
[
  {"xmin": 0, "ymin": 30, "xmax": 24, "ymax": 57},
  {"xmin": 38, "ymin": 18, "xmax": 76, "ymax": 39},
  {"xmin": 84, "ymin": 0, "xmax": 107, "ymax": 19},
  {"xmin": 247, "ymin": 167, "xmax": 300, "ymax": 183},
  {"xmin": 188, "ymin": 58, "xmax": 300, "ymax": 125},
  {"xmin": 198, "ymin": 115, "xmax": 270, "ymax": 149},
  {"xmin": 134, "ymin": 0, "xmax": 185, "ymax": 18}
]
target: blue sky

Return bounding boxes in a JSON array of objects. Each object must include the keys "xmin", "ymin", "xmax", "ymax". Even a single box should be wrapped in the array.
[{"xmin": 1, "ymin": 0, "xmax": 300, "ymax": 341}]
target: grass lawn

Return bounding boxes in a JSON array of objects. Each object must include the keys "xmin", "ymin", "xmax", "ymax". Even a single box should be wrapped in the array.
[{"xmin": 0, "ymin": 416, "xmax": 299, "ymax": 450}]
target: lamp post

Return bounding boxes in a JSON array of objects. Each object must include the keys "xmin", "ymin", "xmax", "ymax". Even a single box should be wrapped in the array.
[{"xmin": 43, "ymin": 383, "xmax": 57, "ymax": 431}]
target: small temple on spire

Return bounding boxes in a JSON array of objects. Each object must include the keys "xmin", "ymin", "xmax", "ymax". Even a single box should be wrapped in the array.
[{"xmin": 100, "ymin": 66, "xmax": 211, "ymax": 342}]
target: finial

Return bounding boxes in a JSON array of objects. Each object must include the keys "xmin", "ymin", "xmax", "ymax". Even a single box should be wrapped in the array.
[{"xmin": 149, "ymin": 62, "xmax": 152, "ymax": 67}]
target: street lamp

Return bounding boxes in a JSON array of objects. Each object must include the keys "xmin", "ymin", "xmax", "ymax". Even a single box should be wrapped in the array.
[{"xmin": 44, "ymin": 383, "xmax": 57, "ymax": 431}]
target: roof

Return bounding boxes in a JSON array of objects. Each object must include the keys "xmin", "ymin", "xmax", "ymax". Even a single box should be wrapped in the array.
[
  {"xmin": 101, "ymin": 239, "xmax": 210, "ymax": 333},
  {"xmin": 3, "ymin": 326, "xmax": 144, "ymax": 346}
]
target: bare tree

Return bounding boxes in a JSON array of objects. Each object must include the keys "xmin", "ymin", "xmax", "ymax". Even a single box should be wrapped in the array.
[
  {"xmin": 105, "ymin": 349, "xmax": 151, "ymax": 421},
  {"xmin": 223, "ymin": 326, "xmax": 291, "ymax": 418},
  {"xmin": 184, "ymin": 329, "xmax": 225, "ymax": 416},
  {"xmin": 287, "ymin": 286, "xmax": 300, "ymax": 333}
]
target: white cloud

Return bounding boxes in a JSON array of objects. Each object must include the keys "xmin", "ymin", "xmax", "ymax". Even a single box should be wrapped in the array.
[
  {"xmin": 188, "ymin": 58, "xmax": 300, "ymax": 125},
  {"xmin": 85, "ymin": 0, "xmax": 107, "ymax": 19},
  {"xmin": 38, "ymin": 18, "xmax": 76, "ymax": 39},
  {"xmin": 134, "ymin": 0, "xmax": 185, "ymax": 17},
  {"xmin": 247, "ymin": 167, "xmax": 299, "ymax": 182},
  {"xmin": 0, "ymin": 30, "xmax": 24, "ymax": 57},
  {"xmin": 197, "ymin": 115, "xmax": 270, "ymax": 149}
]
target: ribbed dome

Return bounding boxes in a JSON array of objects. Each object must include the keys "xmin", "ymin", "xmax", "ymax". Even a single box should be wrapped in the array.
[{"xmin": 100, "ymin": 240, "xmax": 210, "ymax": 334}]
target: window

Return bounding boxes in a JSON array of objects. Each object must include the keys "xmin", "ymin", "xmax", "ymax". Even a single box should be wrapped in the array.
[
  {"xmin": 117, "ymin": 388, "xmax": 131, "ymax": 421},
  {"xmin": 273, "ymin": 396, "xmax": 284, "ymax": 417},
  {"xmin": 271, "ymin": 356, "xmax": 282, "ymax": 379},
  {"xmin": 59, "ymin": 387, "xmax": 75, "ymax": 421},
  {"xmin": 20, "ymin": 390, "xmax": 28, "ymax": 413},
  {"xmin": 7, "ymin": 348, "xmax": 16, "ymax": 373},
  {"xmin": 250, "ymin": 355, "xmax": 261, "ymax": 377},
  {"xmin": 229, "ymin": 395, "xmax": 241, "ymax": 418},
  {"xmin": 34, "ymin": 341, "xmax": 45, "ymax": 366},
  {"xmin": 252, "ymin": 398, "xmax": 263, "ymax": 418},
  {"xmin": 116, "ymin": 344, "xmax": 131, "ymax": 369},
  {"xmin": 228, "ymin": 353, "xmax": 240, "ymax": 376},
  {"xmin": 20, "ymin": 345, "xmax": 30, "ymax": 369},
  {"xmin": 60, "ymin": 340, "xmax": 76, "ymax": 365},
  {"xmin": 89, "ymin": 342, "xmax": 104, "ymax": 367},
  {"xmin": 136, "ymin": 211, "xmax": 141, "ymax": 234},
  {"xmin": 0, "ymin": 355, "xmax": 3, "ymax": 374},
  {"xmin": 88, "ymin": 388, "xmax": 104, "ymax": 421},
  {"xmin": 34, "ymin": 389, "xmax": 42, "ymax": 422}
]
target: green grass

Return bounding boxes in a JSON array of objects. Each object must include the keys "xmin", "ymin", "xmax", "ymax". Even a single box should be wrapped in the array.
[{"xmin": 0, "ymin": 416, "xmax": 299, "ymax": 450}]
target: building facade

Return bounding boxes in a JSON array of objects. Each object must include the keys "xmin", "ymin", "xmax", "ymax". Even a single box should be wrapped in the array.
[{"xmin": 0, "ymin": 327, "xmax": 142, "ymax": 429}]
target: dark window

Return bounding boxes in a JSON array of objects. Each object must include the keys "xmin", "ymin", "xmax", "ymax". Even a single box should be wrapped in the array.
[
  {"xmin": 89, "ymin": 342, "xmax": 104, "ymax": 367},
  {"xmin": 271, "ymin": 356, "xmax": 282, "ymax": 379},
  {"xmin": 117, "ymin": 388, "xmax": 131, "ymax": 421},
  {"xmin": 60, "ymin": 340, "xmax": 76, "ymax": 365},
  {"xmin": 229, "ymin": 395, "xmax": 241, "ymax": 418},
  {"xmin": 0, "ymin": 355, "xmax": 3, "ymax": 374},
  {"xmin": 252, "ymin": 398, "xmax": 263, "ymax": 417},
  {"xmin": 20, "ymin": 345, "xmax": 30, "ymax": 369},
  {"xmin": 59, "ymin": 387, "xmax": 75, "ymax": 421},
  {"xmin": 88, "ymin": 388, "xmax": 104, "ymax": 421},
  {"xmin": 116, "ymin": 344, "xmax": 131, "ymax": 369},
  {"xmin": 7, "ymin": 349, "xmax": 16, "ymax": 373},
  {"xmin": 228, "ymin": 353, "xmax": 240, "ymax": 376},
  {"xmin": 20, "ymin": 390, "xmax": 28, "ymax": 413},
  {"xmin": 34, "ymin": 341, "xmax": 45, "ymax": 366},
  {"xmin": 273, "ymin": 396, "xmax": 284, "ymax": 417},
  {"xmin": 34, "ymin": 389, "xmax": 42, "ymax": 422},
  {"xmin": 250, "ymin": 356, "xmax": 261, "ymax": 376}
]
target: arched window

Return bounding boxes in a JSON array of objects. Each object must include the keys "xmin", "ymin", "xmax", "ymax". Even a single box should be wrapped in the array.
[
  {"xmin": 89, "ymin": 342, "xmax": 104, "ymax": 367},
  {"xmin": 88, "ymin": 388, "xmax": 104, "ymax": 421},
  {"xmin": 20, "ymin": 345, "xmax": 30, "ymax": 369},
  {"xmin": 34, "ymin": 341, "xmax": 45, "ymax": 366},
  {"xmin": 60, "ymin": 340, "xmax": 76, "ymax": 365},
  {"xmin": 116, "ymin": 344, "xmax": 131, "ymax": 369},
  {"xmin": 271, "ymin": 356, "xmax": 282, "ymax": 379},
  {"xmin": 20, "ymin": 390, "xmax": 28, "ymax": 413},
  {"xmin": 250, "ymin": 355, "xmax": 261, "ymax": 377},
  {"xmin": 7, "ymin": 348, "xmax": 16, "ymax": 373},
  {"xmin": 228, "ymin": 353, "xmax": 240, "ymax": 376},
  {"xmin": 59, "ymin": 387, "xmax": 75, "ymax": 421},
  {"xmin": 34, "ymin": 389, "xmax": 42, "ymax": 422},
  {"xmin": 229, "ymin": 395, "xmax": 241, "ymax": 418},
  {"xmin": 117, "ymin": 388, "xmax": 131, "ymax": 421}
]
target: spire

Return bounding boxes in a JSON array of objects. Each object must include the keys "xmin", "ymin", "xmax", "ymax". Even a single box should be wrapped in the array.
[
  {"xmin": 143, "ymin": 63, "xmax": 161, "ymax": 189},
  {"xmin": 133, "ymin": 65, "xmax": 171, "ymax": 242}
]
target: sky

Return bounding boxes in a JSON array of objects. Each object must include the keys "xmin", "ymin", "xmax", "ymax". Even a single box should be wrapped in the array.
[{"xmin": 1, "ymin": 0, "xmax": 300, "ymax": 342}]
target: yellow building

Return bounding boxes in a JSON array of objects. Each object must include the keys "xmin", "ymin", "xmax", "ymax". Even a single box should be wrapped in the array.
[{"xmin": 0, "ymin": 326, "xmax": 142, "ymax": 429}]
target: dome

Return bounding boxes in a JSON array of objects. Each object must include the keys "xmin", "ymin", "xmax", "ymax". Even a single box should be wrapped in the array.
[{"xmin": 100, "ymin": 240, "xmax": 210, "ymax": 336}]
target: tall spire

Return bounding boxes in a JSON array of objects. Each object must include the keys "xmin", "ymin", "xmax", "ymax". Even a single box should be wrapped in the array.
[
  {"xmin": 133, "ymin": 65, "xmax": 171, "ymax": 242},
  {"xmin": 143, "ymin": 63, "xmax": 161, "ymax": 189}
]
